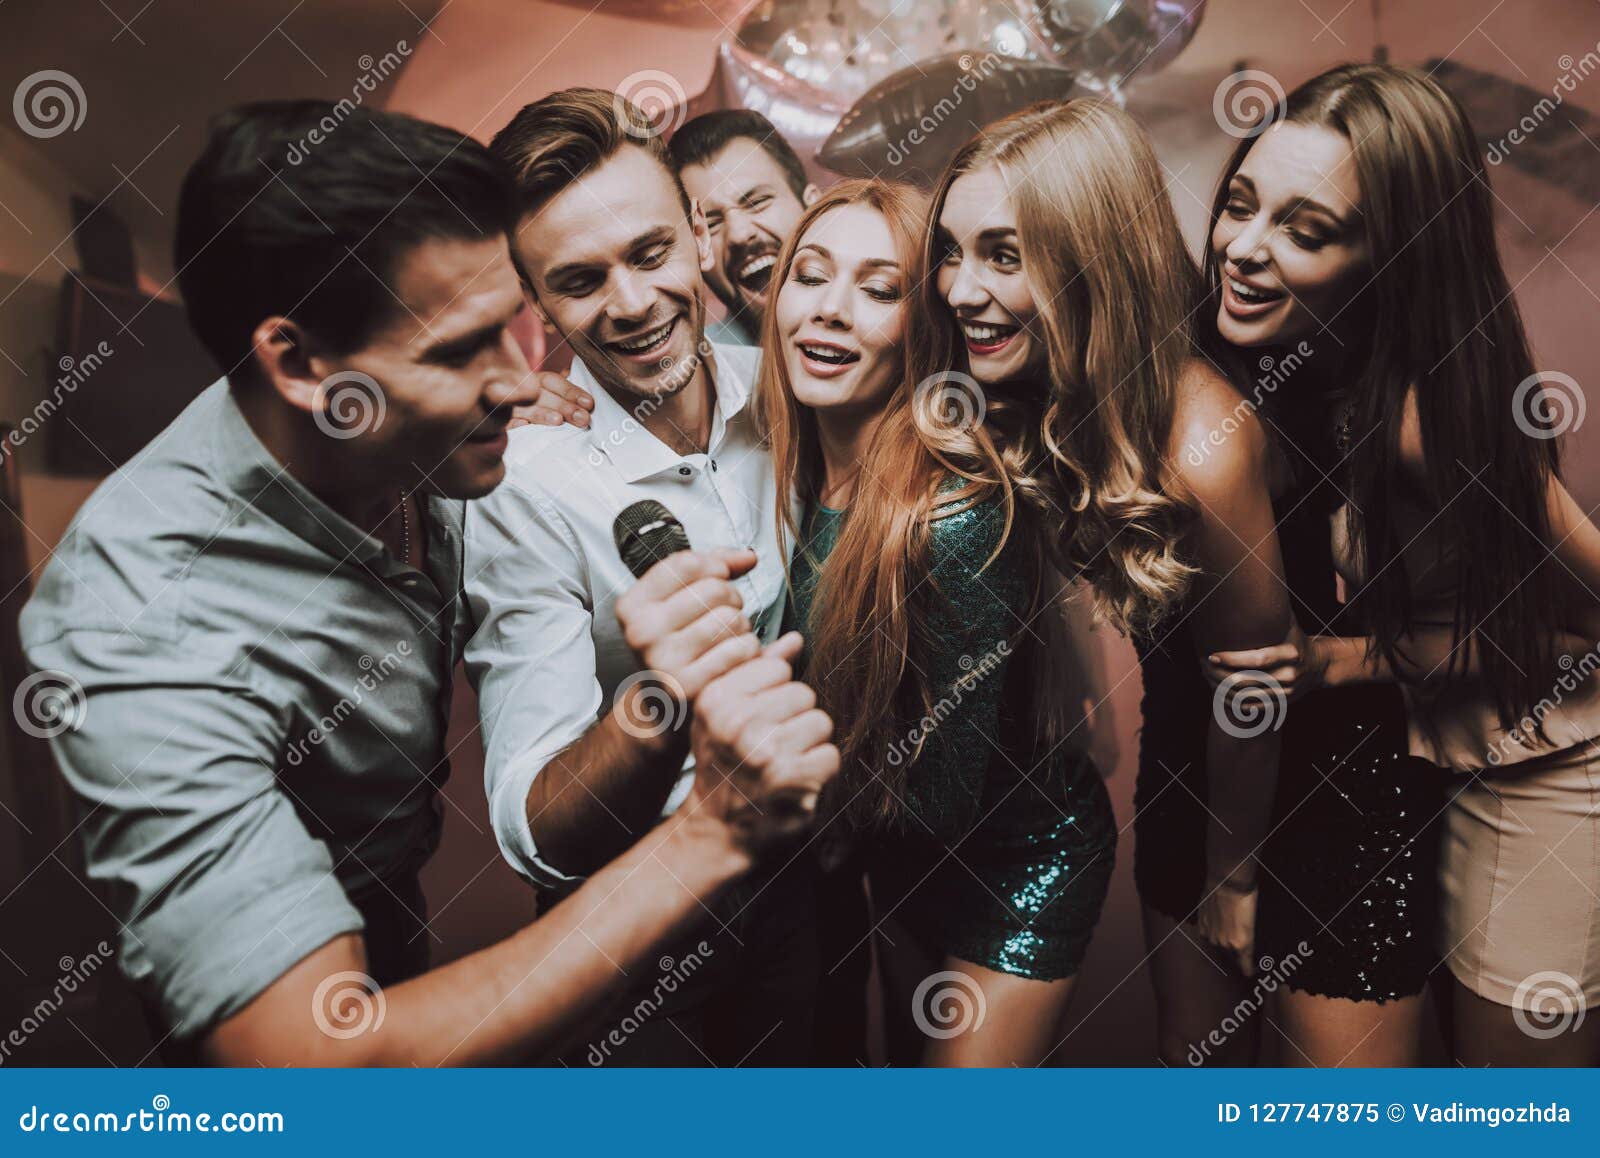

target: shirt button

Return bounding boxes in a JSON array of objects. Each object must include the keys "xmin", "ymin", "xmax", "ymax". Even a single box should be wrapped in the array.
[
  {"xmin": 402, "ymin": 577, "xmax": 419, "ymax": 588},
  {"xmin": 710, "ymin": 460, "xmax": 718, "ymax": 472},
  {"xmin": 678, "ymin": 466, "xmax": 692, "ymax": 477}
]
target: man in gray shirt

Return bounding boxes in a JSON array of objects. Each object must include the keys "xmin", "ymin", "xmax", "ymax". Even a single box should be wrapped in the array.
[{"xmin": 19, "ymin": 101, "xmax": 837, "ymax": 1065}]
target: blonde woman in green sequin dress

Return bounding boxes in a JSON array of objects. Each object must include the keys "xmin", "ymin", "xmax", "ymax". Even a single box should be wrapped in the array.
[{"xmin": 753, "ymin": 177, "xmax": 1116, "ymax": 1066}]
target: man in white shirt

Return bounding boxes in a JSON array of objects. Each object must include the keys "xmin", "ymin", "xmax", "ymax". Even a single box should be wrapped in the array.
[{"xmin": 466, "ymin": 88, "xmax": 818, "ymax": 1065}]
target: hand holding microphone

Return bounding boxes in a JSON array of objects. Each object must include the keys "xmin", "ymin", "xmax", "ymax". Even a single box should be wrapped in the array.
[
  {"xmin": 611, "ymin": 501, "xmax": 837, "ymax": 852},
  {"xmin": 612, "ymin": 501, "xmax": 781, "ymax": 713}
]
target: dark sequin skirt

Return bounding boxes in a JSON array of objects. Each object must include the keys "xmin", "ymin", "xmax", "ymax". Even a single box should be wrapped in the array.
[
  {"xmin": 1255, "ymin": 683, "xmax": 1450, "ymax": 1004},
  {"xmin": 869, "ymin": 750, "xmax": 1117, "ymax": 982},
  {"xmin": 1135, "ymin": 678, "xmax": 1448, "ymax": 1003}
]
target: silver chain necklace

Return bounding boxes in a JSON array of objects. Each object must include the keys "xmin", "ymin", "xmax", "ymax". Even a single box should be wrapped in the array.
[{"xmin": 397, "ymin": 490, "xmax": 411, "ymax": 564}]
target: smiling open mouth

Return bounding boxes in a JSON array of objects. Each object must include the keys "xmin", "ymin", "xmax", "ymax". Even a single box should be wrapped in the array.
[
  {"xmin": 961, "ymin": 320, "xmax": 1020, "ymax": 355},
  {"xmin": 797, "ymin": 340, "xmax": 859, "ymax": 367},
  {"xmin": 608, "ymin": 317, "xmax": 677, "ymax": 357},
  {"xmin": 735, "ymin": 253, "xmax": 777, "ymax": 294},
  {"xmin": 1228, "ymin": 278, "xmax": 1284, "ymax": 305}
]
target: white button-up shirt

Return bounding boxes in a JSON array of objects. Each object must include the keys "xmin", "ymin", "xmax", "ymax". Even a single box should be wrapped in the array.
[{"xmin": 463, "ymin": 341, "xmax": 784, "ymax": 888}]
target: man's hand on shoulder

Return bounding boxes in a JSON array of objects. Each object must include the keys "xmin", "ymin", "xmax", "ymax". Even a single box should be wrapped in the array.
[{"xmin": 508, "ymin": 370, "xmax": 594, "ymax": 430}]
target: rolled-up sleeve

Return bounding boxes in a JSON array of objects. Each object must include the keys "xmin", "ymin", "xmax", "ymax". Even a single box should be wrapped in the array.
[
  {"xmin": 22, "ymin": 630, "xmax": 363, "ymax": 1041},
  {"xmin": 462, "ymin": 478, "xmax": 605, "ymax": 889}
]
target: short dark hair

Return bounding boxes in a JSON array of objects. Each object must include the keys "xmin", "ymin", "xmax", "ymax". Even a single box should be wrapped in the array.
[
  {"xmin": 668, "ymin": 109, "xmax": 808, "ymax": 200},
  {"xmin": 175, "ymin": 100, "xmax": 513, "ymax": 374},
  {"xmin": 489, "ymin": 87, "xmax": 690, "ymax": 224}
]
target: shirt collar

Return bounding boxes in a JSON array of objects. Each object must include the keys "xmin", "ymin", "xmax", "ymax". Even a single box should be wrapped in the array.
[
  {"xmin": 212, "ymin": 378, "xmax": 449, "ymax": 577},
  {"xmin": 569, "ymin": 340, "xmax": 757, "ymax": 484}
]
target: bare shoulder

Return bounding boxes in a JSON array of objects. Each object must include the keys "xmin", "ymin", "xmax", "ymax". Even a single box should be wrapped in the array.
[{"xmin": 1168, "ymin": 357, "xmax": 1270, "ymax": 502}]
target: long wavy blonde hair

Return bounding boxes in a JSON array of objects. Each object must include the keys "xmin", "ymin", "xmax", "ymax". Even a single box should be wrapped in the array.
[
  {"xmin": 754, "ymin": 179, "xmax": 1070, "ymax": 829},
  {"xmin": 927, "ymin": 100, "xmax": 1201, "ymax": 635}
]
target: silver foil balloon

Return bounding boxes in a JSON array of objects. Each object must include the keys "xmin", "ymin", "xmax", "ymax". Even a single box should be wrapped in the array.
[
  {"xmin": 685, "ymin": 42, "xmax": 852, "ymax": 187},
  {"xmin": 817, "ymin": 52, "xmax": 1091, "ymax": 184},
  {"xmin": 1026, "ymin": 0, "xmax": 1207, "ymax": 93},
  {"xmin": 736, "ymin": 0, "xmax": 1049, "ymax": 105},
  {"xmin": 542, "ymin": 0, "xmax": 758, "ymax": 26}
]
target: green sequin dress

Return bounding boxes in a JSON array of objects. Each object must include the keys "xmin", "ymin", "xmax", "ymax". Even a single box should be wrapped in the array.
[{"xmin": 787, "ymin": 489, "xmax": 1117, "ymax": 981}]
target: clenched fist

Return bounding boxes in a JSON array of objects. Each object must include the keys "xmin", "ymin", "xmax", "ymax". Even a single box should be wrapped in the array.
[{"xmin": 685, "ymin": 633, "xmax": 840, "ymax": 859}]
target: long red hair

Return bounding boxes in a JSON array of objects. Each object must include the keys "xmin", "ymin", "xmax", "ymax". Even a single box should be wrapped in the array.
[{"xmin": 755, "ymin": 178, "xmax": 1066, "ymax": 829}]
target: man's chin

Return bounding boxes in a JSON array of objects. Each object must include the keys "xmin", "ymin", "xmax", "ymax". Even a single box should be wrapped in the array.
[
  {"xmin": 729, "ymin": 291, "xmax": 766, "ymax": 334},
  {"xmin": 436, "ymin": 458, "xmax": 506, "ymax": 500}
]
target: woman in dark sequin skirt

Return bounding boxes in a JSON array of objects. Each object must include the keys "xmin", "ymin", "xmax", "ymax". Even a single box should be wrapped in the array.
[{"xmin": 1205, "ymin": 64, "xmax": 1600, "ymax": 1067}]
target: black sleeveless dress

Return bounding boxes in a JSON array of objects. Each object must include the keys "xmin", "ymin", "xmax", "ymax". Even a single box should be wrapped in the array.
[{"xmin": 1134, "ymin": 414, "xmax": 1449, "ymax": 1003}]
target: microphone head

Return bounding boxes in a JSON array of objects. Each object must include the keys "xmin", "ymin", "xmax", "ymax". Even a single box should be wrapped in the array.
[{"xmin": 613, "ymin": 499, "xmax": 692, "ymax": 579}]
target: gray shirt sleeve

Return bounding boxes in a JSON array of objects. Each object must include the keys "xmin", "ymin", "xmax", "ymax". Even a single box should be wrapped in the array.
[{"xmin": 25, "ymin": 628, "xmax": 363, "ymax": 1041}]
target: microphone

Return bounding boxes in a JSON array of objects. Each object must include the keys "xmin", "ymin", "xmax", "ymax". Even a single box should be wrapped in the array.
[{"xmin": 613, "ymin": 499, "xmax": 692, "ymax": 579}]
